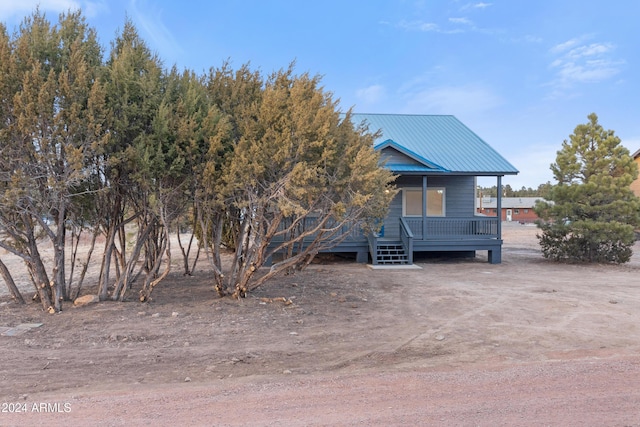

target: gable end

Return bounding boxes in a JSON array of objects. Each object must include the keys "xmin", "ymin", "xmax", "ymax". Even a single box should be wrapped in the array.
[{"xmin": 376, "ymin": 139, "xmax": 447, "ymax": 172}]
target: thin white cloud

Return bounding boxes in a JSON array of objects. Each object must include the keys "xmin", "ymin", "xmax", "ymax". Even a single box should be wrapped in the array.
[
  {"xmin": 449, "ymin": 17, "xmax": 473, "ymax": 25},
  {"xmin": 523, "ymin": 35, "xmax": 543, "ymax": 43},
  {"xmin": 82, "ymin": 1, "xmax": 107, "ymax": 18},
  {"xmin": 400, "ymin": 84, "xmax": 504, "ymax": 115},
  {"xmin": 398, "ymin": 20, "xmax": 441, "ymax": 32},
  {"xmin": 550, "ymin": 37, "xmax": 582, "ymax": 54},
  {"xmin": 558, "ymin": 61, "xmax": 621, "ymax": 83},
  {"xmin": 0, "ymin": 0, "xmax": 77, "ymax": 20},
  {"xmin": 397, "ymin": 19, "xmax": 467, "ymax": 34},
  {"xmin": 547, "ymin": 37, "xmax": 624, "ymax": 95},
  {"xmin": 566, "ymin": 43, "xmax": 614, "ymax": 59},
  {"xmin": 507, "ymin": 34, "xmax": 543, "ymax": 44},
  {"xmin": 397, "ymin": 4, "xmax": 498, "ymax": 35},
  {"xmin": 129, "ymin": 0, "xmax": 183, "ymax": 59},
  {"xmin": 0, "ymin": 0, "xmax": 105, "ymax": 20},
  {"xmin": 461, "ymin": 2, "xmax": 493, "ymax": 11},
  {"xmin": 356, "ymin": 84, "xmax": 386, "ymax": 106}
]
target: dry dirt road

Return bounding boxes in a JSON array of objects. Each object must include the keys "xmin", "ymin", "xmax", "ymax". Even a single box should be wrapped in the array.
[{"xmin": 1, "ymin": 223, "xmax": 639, "ymax": 426}]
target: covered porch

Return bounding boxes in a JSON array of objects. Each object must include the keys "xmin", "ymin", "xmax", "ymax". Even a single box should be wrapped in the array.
[
  {"xmin": 366, "ymin": 175, "xmax": 506, "ymax": 265},
  {"xmin": 367, "ymin": 215, "xmax": 502, "ymax": 265},
  {"xmin": 267, "ymin": 175, "xmax": 508, "ymax": 266}
]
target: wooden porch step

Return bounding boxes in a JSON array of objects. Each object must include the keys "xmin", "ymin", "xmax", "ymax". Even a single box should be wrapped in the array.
[{"xmin": 375, "ymin": 241, "xmax": 408, "ymax": 265}]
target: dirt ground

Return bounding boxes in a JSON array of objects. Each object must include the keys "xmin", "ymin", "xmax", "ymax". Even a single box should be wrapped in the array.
[{"xmin": 1, "ymin": 222, "xmax": 640, "ymax": 426}]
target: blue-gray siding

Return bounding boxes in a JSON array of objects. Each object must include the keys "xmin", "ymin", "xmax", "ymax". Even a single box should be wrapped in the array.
[
  {"xmin": 384, "ymin": 175, "xmax": 476, "ymax": 238},
  {"xmin": 380, "ymin": 147, "xmax": 423, "ymax": 166}
]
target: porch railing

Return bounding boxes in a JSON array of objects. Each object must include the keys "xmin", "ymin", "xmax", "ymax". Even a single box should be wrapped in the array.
[
  {"xmin": 367, "ymin": 232, "xmax": 378, "ymax": 265},
  {"xmin": 404, "ymin": 217, "xmax": 499, "ymax": 240},
  {"xmin": 272, "ymin": 216, "xmax": 363, "ymax": 242},
  {"xmin": 269, "ymin": 216, "xmax": 500, "ymax": 250},
  {"xmin": 399, "ymin": 217, "xmax": 414, "ymax": 264}
]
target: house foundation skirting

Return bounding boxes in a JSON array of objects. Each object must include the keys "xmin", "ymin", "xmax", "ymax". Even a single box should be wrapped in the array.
[{"xmin": 265, "ymin": 238, "xmax": 502, "ymax": 266}]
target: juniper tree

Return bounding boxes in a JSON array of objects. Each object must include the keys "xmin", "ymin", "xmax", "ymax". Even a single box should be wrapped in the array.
[
  {"xmin": 136, "ymin": 68, "xmax": 210, "ymax": 301},
  {"xmin": 1, "ymin": 12, "xmax": 396, "ymax": 307},
  {"xmin": 99, "ymin": 20, "xmax": 165, "ymax": 301},
  {"xmin": 197, "ymin": 62, "xmax": 264, "ymax": 294},
  {"xmin": 535, "ymin": 113, "xmax": 640, "ymax": 263},
  {"xmin": 207, "ymin": 64, "xmax": 395, "ymax": 298},
  {"xmin": 167, "ymin": 68, "xmax": 212, "ymax": 276},
  {"xmin": 0, "ymin": 11, "xmax": 107, "ymax": 311}
]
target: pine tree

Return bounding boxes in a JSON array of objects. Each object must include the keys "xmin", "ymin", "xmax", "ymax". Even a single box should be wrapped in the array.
[{"xmin": 534, "ymin": 113, "xmax": 640, "ymax": 263}]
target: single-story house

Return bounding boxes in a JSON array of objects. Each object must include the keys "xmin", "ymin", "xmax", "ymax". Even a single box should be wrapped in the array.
[
  {"xmin": 631, "ymin": 148, "xmax": 640, "ymax": 198},
  {"xmin": 477, "ymin": 197, "xmax": 544, "ymax": 223},
  {"xmin": 270, "ymin": 113, "xmax": 519, "ymax": 265}
]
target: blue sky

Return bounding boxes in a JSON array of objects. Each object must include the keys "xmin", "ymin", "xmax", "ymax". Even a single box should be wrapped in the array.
[{"xmin": 2, "ymin": 1, "xmax": 639, "ymax": 189}]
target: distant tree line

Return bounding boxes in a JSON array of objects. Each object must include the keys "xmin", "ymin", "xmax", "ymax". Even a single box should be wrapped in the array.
[
  {"xmin": 0, "ymin": 10, "xmax": 395, "ymax": 311},
  {"xmin": 478, "ymin": 182, "xmax": 553, "ymax": 198}
]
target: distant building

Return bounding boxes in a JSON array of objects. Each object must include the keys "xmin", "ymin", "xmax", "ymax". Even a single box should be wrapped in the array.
[
  {"xmin": 632, "ymin": 149, "xmax": 640, "ymax": 198},
  {"xmin": 477, "ymin": 197, "xmax": 545, "ymax": 223}
]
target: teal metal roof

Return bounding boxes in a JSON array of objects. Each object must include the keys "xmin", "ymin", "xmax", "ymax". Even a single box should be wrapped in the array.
[{"xmin": 351, "ymin": 113, "xmax": 519, "ymax": 175}]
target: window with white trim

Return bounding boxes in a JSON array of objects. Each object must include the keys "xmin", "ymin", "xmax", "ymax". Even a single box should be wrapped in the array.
[
  {"xmin": 403, "ymin": 189, "xmax": 423, "ymax": 216},
  {"xmin": 402, "ymin": 188, "xmax": 446, "ymax": 217},
  {"xmin": 427, "ymin": 188, "xmax": 445, "ymax": 216}
]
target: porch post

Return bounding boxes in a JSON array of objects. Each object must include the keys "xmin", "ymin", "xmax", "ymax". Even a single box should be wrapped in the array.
[
  {"xmin": 497, "ymin": 175, "xmax": 502, "ymax": 239},
  {"xmin": 422, "ymin": 176, "xmax": 428, "ymax": 236}
]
